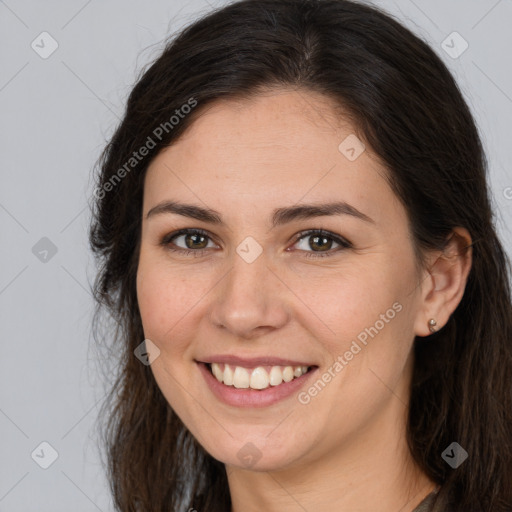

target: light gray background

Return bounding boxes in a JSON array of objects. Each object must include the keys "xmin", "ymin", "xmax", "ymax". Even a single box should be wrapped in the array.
[{"xmin": 1, "ymin": 0, "xmax": 511, "ymax": 510}]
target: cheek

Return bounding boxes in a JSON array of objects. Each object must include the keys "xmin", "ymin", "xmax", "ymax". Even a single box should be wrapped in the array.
[
  {"xmin": 288, "ymin": 259, "xmax": 408, "ymax": 343},
  {"xmin": 136, "ymin": 258, "xmax": 191, "ymax": 350},
  {"xmin": 136, "ymin": 254, "xmax": 222, "ymax": 359}
]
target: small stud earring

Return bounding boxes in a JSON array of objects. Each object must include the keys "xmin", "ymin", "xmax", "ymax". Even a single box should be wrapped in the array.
[{"xmin": 428, "ymin": 318, "xmax": 437, "ymax": 333}]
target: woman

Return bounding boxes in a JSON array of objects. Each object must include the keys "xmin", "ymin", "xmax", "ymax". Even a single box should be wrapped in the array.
[{"xmin": 89, "ymin": 0, "xmax": 512, "ymax": 510}]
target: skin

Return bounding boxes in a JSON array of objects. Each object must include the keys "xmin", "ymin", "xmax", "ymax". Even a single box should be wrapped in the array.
[{"xmin": 136, "ymin": 88, "xmax": 472, "ymax": 512}]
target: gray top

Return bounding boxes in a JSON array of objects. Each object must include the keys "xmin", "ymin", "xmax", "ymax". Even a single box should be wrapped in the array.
[{"xmin": 411, "ymin": 490, "xmax": 438, "ymax": 512}]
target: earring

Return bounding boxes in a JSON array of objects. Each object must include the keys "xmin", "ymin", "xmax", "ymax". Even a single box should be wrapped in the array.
[{"xmin": 428, "ymin": 318, "xmax": 437, "ymax": 333}]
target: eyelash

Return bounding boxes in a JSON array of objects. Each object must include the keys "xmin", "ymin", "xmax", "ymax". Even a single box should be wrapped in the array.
[{"xmin": 159, "ymin": 228, "xmax": 352, "ymax": 259}]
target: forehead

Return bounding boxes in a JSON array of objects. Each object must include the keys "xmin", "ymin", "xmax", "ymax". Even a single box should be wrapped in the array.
[
  {"xmin": 143, "ymin": 88, "xmax": 398, "ymax": 226},
  {"xmin": 165, "ymin": 87, "xmax": 357, "ymax": 159}
]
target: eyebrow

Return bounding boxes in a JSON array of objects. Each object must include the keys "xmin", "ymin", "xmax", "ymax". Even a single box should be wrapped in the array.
[{"xmin": 146, "ymin": 200, "xmax": 375, "ymax": 227}]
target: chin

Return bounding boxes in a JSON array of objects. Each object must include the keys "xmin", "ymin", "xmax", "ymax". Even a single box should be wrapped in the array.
[{"xmin": 200, "ymin": 435, "xmax": 306, "ymax": 472}]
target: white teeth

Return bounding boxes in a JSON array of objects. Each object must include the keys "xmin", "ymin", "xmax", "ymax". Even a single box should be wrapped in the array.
[
  {"xmin": 249, "ymin": 367, "xmax": 269, "ymax": 389},
  {"xmin": 282, "ymin": 366, "xmax": 294, "ymax": 382},
  {"xmin": 212, "ymin": 363, "xmax": 223, "ymax": 381},
  {"xmin": 223, "ymin": 364, "xmax": 234, "ymax": 386},
  {"xmin": 210, "ymin": 363, "xmax": 311, "ymax": 390},
  {"xmin": 233, "ymin": 366, "xmax": 250, "ymax": 388},
  {"xmin": 269, "ymin": 366, "xmax": 283, "ymax": 386}
]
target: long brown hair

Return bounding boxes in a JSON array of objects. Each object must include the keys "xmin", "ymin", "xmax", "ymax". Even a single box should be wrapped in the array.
[{"xmin": 88, "ymin": 0, "xmax": 512, "ymax": 510}]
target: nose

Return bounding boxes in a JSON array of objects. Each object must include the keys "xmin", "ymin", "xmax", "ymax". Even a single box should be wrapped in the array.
[{"xmin": 208, "ymin": 248, "xmax": 290, "ymax": 340}]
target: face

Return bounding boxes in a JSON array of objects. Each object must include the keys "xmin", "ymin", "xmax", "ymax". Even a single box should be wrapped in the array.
[{"xmin": 136, "ymin": 88, "xmax": 426, "ymax": 472}]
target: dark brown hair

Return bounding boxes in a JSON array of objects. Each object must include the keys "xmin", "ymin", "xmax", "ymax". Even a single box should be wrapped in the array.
[{"xmin": 88, "ymin": 0, "xmax": 512, "ymax": 510}]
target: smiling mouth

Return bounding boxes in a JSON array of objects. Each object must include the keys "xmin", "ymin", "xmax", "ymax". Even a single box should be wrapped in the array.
[{"xmin": 206, "ymin": 362, "xmax": 315, "ymax": 390}]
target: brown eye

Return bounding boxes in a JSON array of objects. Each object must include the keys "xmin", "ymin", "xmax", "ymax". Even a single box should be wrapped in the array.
[
  {"xmin": 182, "ymin": 232, "xmax": 209, "ymax": 249},
  {"xmin": 161, "ymin": 228, "xmax": 217, "ymax": 255},
  {"xmin": 291, "ymin": 229, "xmax": 352, "ymax": 259}
]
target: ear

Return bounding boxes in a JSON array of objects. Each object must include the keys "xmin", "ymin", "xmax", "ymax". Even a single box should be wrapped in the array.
[{"xmin": 414, "ymin": 227, "xmax": 473, "ymax": 337}]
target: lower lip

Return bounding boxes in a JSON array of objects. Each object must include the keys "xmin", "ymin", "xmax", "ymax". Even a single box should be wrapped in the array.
[{"xmin": 197, "ymin": 362, "xmax": 318, "ymax": 408}]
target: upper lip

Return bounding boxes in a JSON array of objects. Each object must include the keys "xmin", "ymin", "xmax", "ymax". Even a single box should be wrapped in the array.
[{"xmin": 197, "ymin": 355, "xmax": 315, "ymax": 368}]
